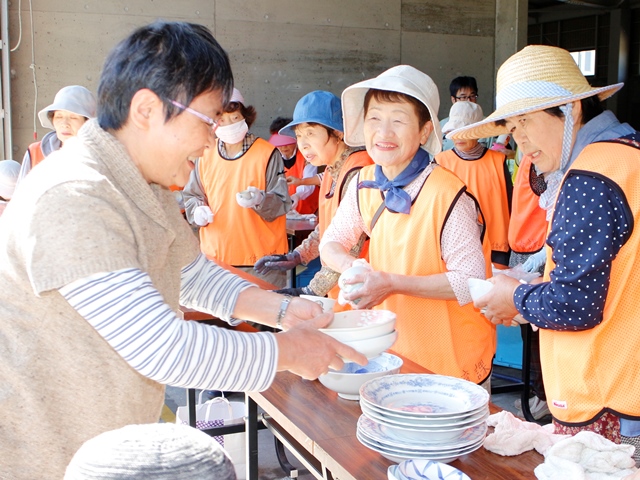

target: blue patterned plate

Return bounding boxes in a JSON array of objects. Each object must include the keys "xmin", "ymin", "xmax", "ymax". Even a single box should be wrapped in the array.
[{"xmin": 360, "ymin": 374, "xmax": 489, "ymax": 417}]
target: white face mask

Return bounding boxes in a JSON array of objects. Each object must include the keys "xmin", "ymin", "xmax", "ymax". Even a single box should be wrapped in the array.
[{"xmin": 216, "ymin": 120, "xmax": 249, "ymax": 145}]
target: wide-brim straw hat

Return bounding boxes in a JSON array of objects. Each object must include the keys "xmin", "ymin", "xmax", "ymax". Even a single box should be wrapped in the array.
[
  {"xmin": 38, "ymin": 85, "xmax": 97, "ymax": 130},
  {"xmin": 448, "ymin": 45, "xmax": 623, "ymax": 140},
  {"xmin": 342, "ymin": 65, "xmax": 442, "ymax": 157}
]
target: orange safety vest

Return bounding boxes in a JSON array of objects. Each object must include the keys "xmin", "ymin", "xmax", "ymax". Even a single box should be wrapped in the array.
[
  {"xmin": 435, "ymin": 148, "xmax": 510, "ymax": 254},
  {"xmin": 27, "ymin": 142, "xmax": 46, "ymax": 169},
  {"xmin": 285, "ymin": 150, "xmax": 319, "ymax": 215},
  {"xmin": 197, "ymin": 138, "xmax": 288, "ymax": 266},
  {"xmin": 358, "ymin": 164, "xmax": 496, "ymax": 383},
  {"xmin": 540, "ymin": 139, "xmax": 640, "ymax": 425},
  {"xmin": 508, "ymin": 155, "xmax": 547, "ymax": 254},
  {"xmin": 319, "ymin": 150, "xmax": 373, "ymax": 303}
]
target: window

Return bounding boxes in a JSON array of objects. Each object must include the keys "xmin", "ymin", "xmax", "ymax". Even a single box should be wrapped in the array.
[{"xmin": 570, "ymin": 50, "xmax": 596, "ymax": 76}]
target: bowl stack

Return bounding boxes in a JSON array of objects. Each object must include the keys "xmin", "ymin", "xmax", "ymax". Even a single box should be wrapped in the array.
[
  {"xmin": 319, "ymin": 310, "xmax": 397, "ymax": 359},
  {"xmin": 357, "ymin": 374, "xmax": 490, "ymax": 463}
]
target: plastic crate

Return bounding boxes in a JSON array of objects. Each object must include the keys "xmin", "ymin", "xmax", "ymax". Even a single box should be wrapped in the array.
[{"xmin": 493, "ymin": 324, "xmax": 523, "ymax": 369}]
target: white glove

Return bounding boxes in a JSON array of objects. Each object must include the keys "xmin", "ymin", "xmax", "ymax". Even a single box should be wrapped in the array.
[
  {"xmin": 290, "ymin": 193, "xmax": 299, "ymax": 210},
  {"xmin": 193, "ymin": 205, "xmax": 213, "ymax": 226},
  {"xmin": 522, "ymin": 249, "xmax": 546, "ymax": 273},
  {"xmin": 236, "ymin": 186, "xmax": 265, "ymax": 208}
]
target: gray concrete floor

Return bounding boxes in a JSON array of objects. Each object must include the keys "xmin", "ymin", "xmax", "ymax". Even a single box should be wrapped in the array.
[{"xmin": 163, "ymin": 366, "xmax": 533, "ymax": 480}]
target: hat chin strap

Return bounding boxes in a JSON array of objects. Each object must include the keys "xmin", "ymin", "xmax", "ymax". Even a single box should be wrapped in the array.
[{"xmin": 538, "ymin": 103, "xmax": 574, "ymax": 219}]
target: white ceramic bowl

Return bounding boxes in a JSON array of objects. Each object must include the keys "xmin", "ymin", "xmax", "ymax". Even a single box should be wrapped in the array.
[
  {"xmin": 389, "ymin": 459, "xmax": 471, "ymax": 480},
  {"xmin": 320, "ymin": 309, "xmax": 396, "ymax": 343},
  {"xmin": 318, "ymin": 353, "xmax": 403, "ymax": 400},
  {"xmin": 300, "ymin": 294, "xmax": 336, "ymax": 312},
  {"xmin": 344, "ymin": 330, "xmax": 398, "ymax": 359}
]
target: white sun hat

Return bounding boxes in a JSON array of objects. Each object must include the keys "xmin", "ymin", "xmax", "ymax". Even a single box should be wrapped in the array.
[
  {"xmin": 341, "ymin": 65, "xmax": 442, "ymax": 157},
  {"xmin": 448, "ymin": 45, "xmax": 623, "ymax": 140},
  {"xmin": 38, "ymin": 85, "xmax": 97, "ymax": 130},
  {"xmin": 442, "ymin": 101, "xmax": 484, "ymax": 135}
]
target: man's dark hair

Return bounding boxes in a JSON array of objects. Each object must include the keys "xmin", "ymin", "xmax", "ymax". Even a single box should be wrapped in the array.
[
  {"xmin": 98, "ymin": 21, "xmax": 233, "ymax": 130},
  {"xmin": 269, "ymin": 117, "xmax": 292, "ymax": 135},
  {"xmin": 449, "ymin": 76, "xmax": 478, "ymax": 97}
]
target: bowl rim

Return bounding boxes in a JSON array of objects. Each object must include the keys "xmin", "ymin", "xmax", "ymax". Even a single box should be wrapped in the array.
[
  {"xmin": 321, "ymin": 353, "xmax": 403, "ymax": 377},
  {"xmin": 319, "ymin": 310, "xmax": 396, "ymax": 334}
]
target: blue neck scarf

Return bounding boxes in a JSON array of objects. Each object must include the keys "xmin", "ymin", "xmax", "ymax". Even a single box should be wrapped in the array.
[{"xmin": 359, "ymin": 148, "xmax": 431, "ymax": 214}]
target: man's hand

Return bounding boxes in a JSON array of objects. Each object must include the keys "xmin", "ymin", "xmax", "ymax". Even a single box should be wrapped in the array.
[{"xmin": 275, "ymin": 313, "xmax": 368, "ymax": 380}]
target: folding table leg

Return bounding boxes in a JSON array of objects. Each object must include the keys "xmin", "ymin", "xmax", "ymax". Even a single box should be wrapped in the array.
[{"xmin": 246, "ymin": 394, "xmax": 259, "ymax": 480}]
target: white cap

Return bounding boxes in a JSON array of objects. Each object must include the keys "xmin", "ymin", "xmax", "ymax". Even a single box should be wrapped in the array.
[
  {"xmin": 0, "ymin": 159, "xmax": 20, "ymax": 200},
  {"xmin": 230, "ymin": 88, "xmax": 245, "ymax": 105},
  {"xmin": 442, "ymin": 102, "xmax": 484, "ymax": 135},
  {"xmin": 38, "ymin": 85, "xmax": 97, "ymax": 130}
]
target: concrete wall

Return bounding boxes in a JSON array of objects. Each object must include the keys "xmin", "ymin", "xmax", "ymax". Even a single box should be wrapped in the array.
[{"xmin": 4, "ymin": 0, "xmax": 522, "ymax": 160}]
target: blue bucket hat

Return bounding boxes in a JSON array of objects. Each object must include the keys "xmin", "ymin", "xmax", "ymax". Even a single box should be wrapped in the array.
[{"xmin": 279, "ymin": 91, "xmax": 343, "ymax": 138}]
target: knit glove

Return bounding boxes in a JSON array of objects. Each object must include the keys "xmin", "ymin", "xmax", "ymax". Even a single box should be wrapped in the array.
[
  {"xmin": 236, "ymin": 186, "xmax": 265, "ymax": 208},
  {"xmin": 255, "ymin": 251, "xmax": 302, "ymax": 274},
  {"xmin": 522, "ymin": 249, "xmax": 546, "ymax": 273},
  {"xmin": 193, "ymin": 205, "xmax": 213, "ymax": 226},
  {"xmin": 273, "ymin": 285, "xmax": 315, "ymax": 297}
]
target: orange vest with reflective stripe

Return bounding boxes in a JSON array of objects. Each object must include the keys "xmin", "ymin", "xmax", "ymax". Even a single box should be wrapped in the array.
[
  {"xmin": 541, "ymin": 140, "xmax": 640, "ymax": 425},
  {"xmin": 319, "ymin": 150, "xmax": 373, "ymax": 303},
  {"xmin": 286, "ymin": 150, "xmax": 319, "ymax": 215},
  {"xmin": 436, "ymin": 148, "xmax": 510, "ymax": 254},
  {"xmin": 27, "ymin": 142, "xmax": 46, "ymax": 169},
  {"xmin": 508, "ymin": 155, "xmax": 547, "ymax": 253},
  {"xmin": 358, "ymin": 164, "xmax": 496, "ymax": 383},
  {"xmin": 197, "ymin": 139, "xmax": 287, "ymax": 266}
]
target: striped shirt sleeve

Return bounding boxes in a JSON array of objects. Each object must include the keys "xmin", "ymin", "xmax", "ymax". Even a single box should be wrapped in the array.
[{"xmin": 58, "ymin": 261, "xmax": 278, "ymax": 392}]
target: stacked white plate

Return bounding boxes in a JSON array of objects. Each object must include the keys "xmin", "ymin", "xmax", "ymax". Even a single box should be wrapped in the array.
[{"xmin": 357, "ymin": 374, "xmax": 490, "ymax": 463}]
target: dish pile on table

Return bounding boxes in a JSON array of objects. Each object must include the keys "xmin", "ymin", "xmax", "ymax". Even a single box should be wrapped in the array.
[
  {"xmin": 319, "ymin": 309, "xmax": 397, "ymax": 359},
  {"xmin": 357, "ymin": 374, "xmax": 490, "ymax": 463}
]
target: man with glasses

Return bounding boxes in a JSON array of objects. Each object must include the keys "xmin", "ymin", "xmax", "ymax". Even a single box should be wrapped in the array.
[
  {"xmin": 440, "ymin": 76, "xmax": 480, "ymax": 151},
  {"xmin": 0, "ymin": 21, "xmax": 366, "ymax": 478}
]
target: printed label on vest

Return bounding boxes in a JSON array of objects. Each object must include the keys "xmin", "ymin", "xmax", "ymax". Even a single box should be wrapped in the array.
[{"xmin": 552, "ymin": 399, "xmax": 567, "ymax": 409}]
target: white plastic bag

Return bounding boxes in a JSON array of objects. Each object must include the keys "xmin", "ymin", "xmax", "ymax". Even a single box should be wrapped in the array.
[{"xmin": 176, "ymin": 392, "xmax": 246, "ymax": 479}]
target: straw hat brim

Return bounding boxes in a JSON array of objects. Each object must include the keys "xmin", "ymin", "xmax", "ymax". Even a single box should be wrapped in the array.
[{"xmin": 447, "ymin": 82, "xmax": 623, "ymax": 140}]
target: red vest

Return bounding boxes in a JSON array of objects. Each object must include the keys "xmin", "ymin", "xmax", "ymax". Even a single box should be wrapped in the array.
[
  {"xmin": 27, "ymin": 142, "xmax": 46, "ymax": 169},
  {"xmin": 197, "ymin": 139, "xmax": 288, "ymax": 266},
  {"xmin": 285, "ymin": 150, "xmax": 319, "ymax": 215},
  {"xmin": 358, "ymin": 164, "xmax": 496, "ymax": 382},
  {"xmin": 508, "ymin": 155, "xmax": 547, "ymax": 253},
  {"xmin": 436, "ymin": 148, "xmax": 510, "ymax": 254}
]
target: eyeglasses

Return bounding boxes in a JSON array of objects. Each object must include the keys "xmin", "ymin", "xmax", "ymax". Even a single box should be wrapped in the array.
[
  {"xmin": 169, "ymin": 100, "xmax": 218, "ymax": 133},
  {"xmin": 455, "ymin": 94, "xmax": 478, "ymax": 101}
]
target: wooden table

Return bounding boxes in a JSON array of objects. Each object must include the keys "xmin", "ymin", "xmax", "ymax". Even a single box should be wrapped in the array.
[{"xmin": 246, "ymin": 356, "xmax": 543, "ymax": 479}]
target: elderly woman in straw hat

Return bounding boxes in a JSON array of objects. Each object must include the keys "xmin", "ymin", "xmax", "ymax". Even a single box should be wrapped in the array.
[
  {"xmin": 450, "ymin": 45, "xmax": 640, "ymax": 454},
  {"xmin": 319, "ymin": 65, "xmax": 496, "ymax": 387}
]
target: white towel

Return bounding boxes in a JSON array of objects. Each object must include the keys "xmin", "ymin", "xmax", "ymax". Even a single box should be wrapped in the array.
[
  {"xmin": 484, "ymin": 411, "xmax": 569, "ymax": 456},
  {"xmin": 534, "ymin": 431, "xmax": 637, "ymax": 480}
]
